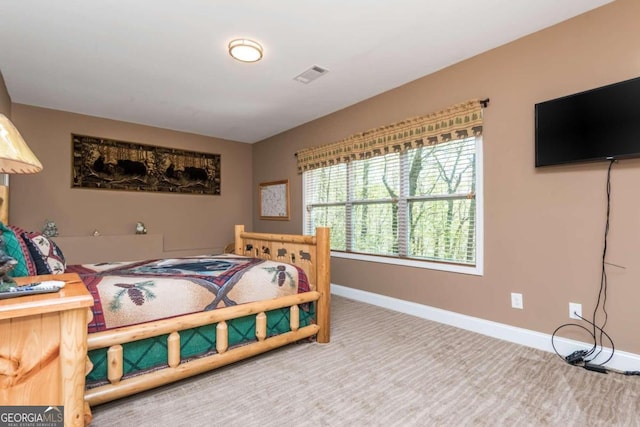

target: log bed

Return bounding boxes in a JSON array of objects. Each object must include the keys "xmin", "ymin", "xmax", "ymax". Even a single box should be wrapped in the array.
[{"xmin": 82, "ymin": 224, "xmax": 331, "ymax": 406}]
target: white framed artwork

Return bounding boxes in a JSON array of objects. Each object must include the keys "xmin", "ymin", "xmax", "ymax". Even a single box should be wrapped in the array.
[{"xmin": 259, "ymin": 179, "xmax": 290, "ymax": 220}]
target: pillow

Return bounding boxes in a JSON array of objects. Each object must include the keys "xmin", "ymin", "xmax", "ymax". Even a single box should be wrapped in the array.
[
  {"xmin": 7, "ymin": 225, "xmax": 37, "ymax": 276},
  {"xmin": 21, "ymin": 232, "xmax": 66, "ymax": 275},
  {"xmin": 0, "ymin": 222, "xmax": 33, "ymax": 278}
]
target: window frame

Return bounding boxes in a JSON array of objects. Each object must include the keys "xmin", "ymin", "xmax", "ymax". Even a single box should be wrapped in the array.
[{"xmin": 302, "ymin": 136, "xmax": 484, "ymax": 276}]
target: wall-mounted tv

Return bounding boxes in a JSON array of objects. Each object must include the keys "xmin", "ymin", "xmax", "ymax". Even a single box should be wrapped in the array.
[{"xmin": 535, "ymin": 76, "xmax": 640, "ymax": 167}]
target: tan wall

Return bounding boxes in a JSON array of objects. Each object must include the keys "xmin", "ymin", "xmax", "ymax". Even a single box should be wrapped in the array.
[
  {"xmin": 0, "ymin": 71, "xmax": 10, "ymax": 116},
  {"xmin": 253, "ymin": 0, "xmax": 640, "ymax": 354},
  {"xmin": 10, "ymin": 104, "xmax": 252, "ymax": 257}
]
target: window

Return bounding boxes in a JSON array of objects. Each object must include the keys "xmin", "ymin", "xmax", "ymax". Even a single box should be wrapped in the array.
[{"xmin": 303, "ymin": 136, "xmax": 483, "ymax": 275}]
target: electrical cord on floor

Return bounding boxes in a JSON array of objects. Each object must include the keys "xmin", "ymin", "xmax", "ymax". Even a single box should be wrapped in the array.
[
  {"xmin": 551, "ymin": 314, "xmax": 639, "ymax": 376},
  {"xmin": 551, "ymin": 323, "xmax": 594, "ymax": 364},
  {"xmin": 576, "ymin": 311, "xmax": 614, "ymax": 366},
  {"xmin": 551, "ymin": 311, "xmax": 614, "ymax": 372},
  {"xmin": 550, "ymin": 159, "xmax": 627, "ymax": 375}
]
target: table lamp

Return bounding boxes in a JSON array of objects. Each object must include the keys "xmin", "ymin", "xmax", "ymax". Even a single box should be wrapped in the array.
[
  {"xmin": 0, "ymin": 113, "xmax": 43, "ymax": 225},
  {"xmin": 0, "ymin": 113, "xmax": 42, "ymax": 287}
]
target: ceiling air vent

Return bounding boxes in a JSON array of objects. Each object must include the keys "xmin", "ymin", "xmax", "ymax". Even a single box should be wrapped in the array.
[{"xmin": 294, "ymin": 65, "xmax": 329, "ymax": 84}]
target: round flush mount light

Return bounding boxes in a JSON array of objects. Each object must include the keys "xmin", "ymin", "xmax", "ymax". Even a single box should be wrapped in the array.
[{"xmin": 228, "ymin": 38, "xmax": 263, "ymax": 63}]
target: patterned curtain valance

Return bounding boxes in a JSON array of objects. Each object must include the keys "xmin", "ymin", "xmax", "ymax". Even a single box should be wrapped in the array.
[{"xmin": 296, "ymin": 99, "xmax": 484, "ymax": 173}]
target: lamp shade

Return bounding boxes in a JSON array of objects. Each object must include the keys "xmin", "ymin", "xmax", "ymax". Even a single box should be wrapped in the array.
[{"xmin": 0, "ymin": 114, "xmax": 43, "ymax": 173}]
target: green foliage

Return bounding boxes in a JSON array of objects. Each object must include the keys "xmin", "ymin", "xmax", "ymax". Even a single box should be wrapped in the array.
[{"xmin": 305, "ymin": 137, "xmax": 477, "ymax": 265}]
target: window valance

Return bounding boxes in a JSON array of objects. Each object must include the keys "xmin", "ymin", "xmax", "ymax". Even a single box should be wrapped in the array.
[{"xmin": 296, "ymin": 99, "xmax": 484, "ymax": 173}]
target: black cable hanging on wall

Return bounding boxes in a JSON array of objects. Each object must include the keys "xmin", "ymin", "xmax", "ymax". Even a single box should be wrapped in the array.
[{"xmin": 551, "ymin": 159, "xmax": 622, "ymax": 374}]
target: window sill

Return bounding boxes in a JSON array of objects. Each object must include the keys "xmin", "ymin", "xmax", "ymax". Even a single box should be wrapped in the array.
[{"xmin": 330, "ymin": 251, "xmax": 483, "ymax": 276}]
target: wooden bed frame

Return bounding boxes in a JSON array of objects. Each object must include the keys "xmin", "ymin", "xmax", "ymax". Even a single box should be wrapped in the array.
[{"xmin": 84, "ymin": 225, "xmax": 331, "ymax": 406}]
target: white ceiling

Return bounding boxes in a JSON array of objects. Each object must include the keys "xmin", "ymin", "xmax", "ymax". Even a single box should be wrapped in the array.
[{"xmin": 0, "ymin": 0, "xmax": 613, "ymax": 143}]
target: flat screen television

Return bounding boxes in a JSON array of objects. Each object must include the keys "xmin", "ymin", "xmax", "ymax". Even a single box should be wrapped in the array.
[{"xmin": 535, "ymin": 76, "xmax": 640, "ymax": 167}]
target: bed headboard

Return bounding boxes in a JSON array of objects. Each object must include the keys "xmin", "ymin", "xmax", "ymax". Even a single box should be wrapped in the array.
[{"xmin": 53, "ymin": 234, "xmax": 165, "ymax": 264}]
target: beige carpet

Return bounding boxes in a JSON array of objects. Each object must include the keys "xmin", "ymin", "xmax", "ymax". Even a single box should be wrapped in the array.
[{"xmin": 91, "ymin": 296, "xmax": 640, "ymax": 426}]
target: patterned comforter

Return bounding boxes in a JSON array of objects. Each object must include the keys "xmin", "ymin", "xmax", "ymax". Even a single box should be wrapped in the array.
[{"xmin": 66, "ymin": 255, "xmax": 310, "ymax": 333}]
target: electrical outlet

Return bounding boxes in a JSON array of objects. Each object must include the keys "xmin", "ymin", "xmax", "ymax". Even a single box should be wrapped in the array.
[
  {"xmin": 569, "ymin": 302, "xmax": 582, "ymax": 320},
  {"xmin": 511, "ymin": 292, "xmax": 523, "ymax": 309}
]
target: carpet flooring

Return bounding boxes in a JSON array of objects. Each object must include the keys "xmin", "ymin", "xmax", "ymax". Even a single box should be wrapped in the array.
[{"xmin": 91, "ymin": 296, "xmax": 640, "ymax": 426}]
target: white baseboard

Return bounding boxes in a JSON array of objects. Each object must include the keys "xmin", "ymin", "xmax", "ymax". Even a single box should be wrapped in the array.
[{"xmin": 331, "ymin": 283, "xmax": 640, "ymax": 372}]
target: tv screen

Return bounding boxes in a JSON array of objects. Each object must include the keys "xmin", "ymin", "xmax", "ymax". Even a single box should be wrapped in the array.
[{"xmin": 535, "ymin": 76, "xmax": 640, "ymax": 167}]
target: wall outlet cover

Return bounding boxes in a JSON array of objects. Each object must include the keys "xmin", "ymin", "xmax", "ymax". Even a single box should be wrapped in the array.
[
  {"xmin": 569, "ymin": 302, "xmax": 582, "ymax": 320},
  {"xmin": 511, "ymin": 292, "xmax": 523, "ymax": 309}
]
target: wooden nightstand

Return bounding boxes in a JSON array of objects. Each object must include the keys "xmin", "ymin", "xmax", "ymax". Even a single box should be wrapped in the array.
[{"xmin": 0, "ymin": 273, "xmax": 93, "ymax": 426}]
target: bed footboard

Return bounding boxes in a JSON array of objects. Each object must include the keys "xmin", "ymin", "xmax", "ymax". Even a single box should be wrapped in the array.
[{"xmin": 85, "ymin": 292, "xmax": 319, "ymax": 405}]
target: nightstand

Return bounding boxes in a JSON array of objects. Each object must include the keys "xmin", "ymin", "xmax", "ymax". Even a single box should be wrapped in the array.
[{"xmin": 0, "ymin": 273, "xmax": 93, "ymax": 426}]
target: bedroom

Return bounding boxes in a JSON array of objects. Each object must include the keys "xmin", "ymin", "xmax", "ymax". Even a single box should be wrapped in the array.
[{"xmin": 1, "ymin": 0, "xmax": 639, "ymax": 425}]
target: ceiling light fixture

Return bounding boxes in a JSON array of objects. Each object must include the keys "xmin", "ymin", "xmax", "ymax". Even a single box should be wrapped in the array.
[{"xmin": 228, "ymin": 39, "xmax": 263, "ymax": 63}]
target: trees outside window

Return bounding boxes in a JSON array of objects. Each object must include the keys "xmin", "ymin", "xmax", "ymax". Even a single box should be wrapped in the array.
[{"xmin": 304, "ymin": 136, "xmax": 481, "ymax": 270}]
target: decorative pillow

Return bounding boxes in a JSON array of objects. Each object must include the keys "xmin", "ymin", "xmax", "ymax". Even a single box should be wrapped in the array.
[
  {"xmin": 0, "ymin": 222, "xmax": 33, "ymax": 278},
  {"xmin": 21, "ymin": 232, "xmax": 66, "ymax": 275},
  {"xmin": 7, "ymin": 225, "xmax": 37, "ymax": 276}
]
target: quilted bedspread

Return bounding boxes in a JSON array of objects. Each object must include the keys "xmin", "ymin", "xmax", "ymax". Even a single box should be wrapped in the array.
[{"xmin": 66, "ymin": 255, "xmax": 310, "ymax": 333}]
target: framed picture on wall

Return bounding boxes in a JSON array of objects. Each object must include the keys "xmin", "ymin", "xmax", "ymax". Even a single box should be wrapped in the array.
[
  {"xmin": 71, "ymin": 134, "xmax": 221, "ymax": 195},
  {"xmin": 259, "ymin": 180, "xmax": 290, "ymax": 220}
]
